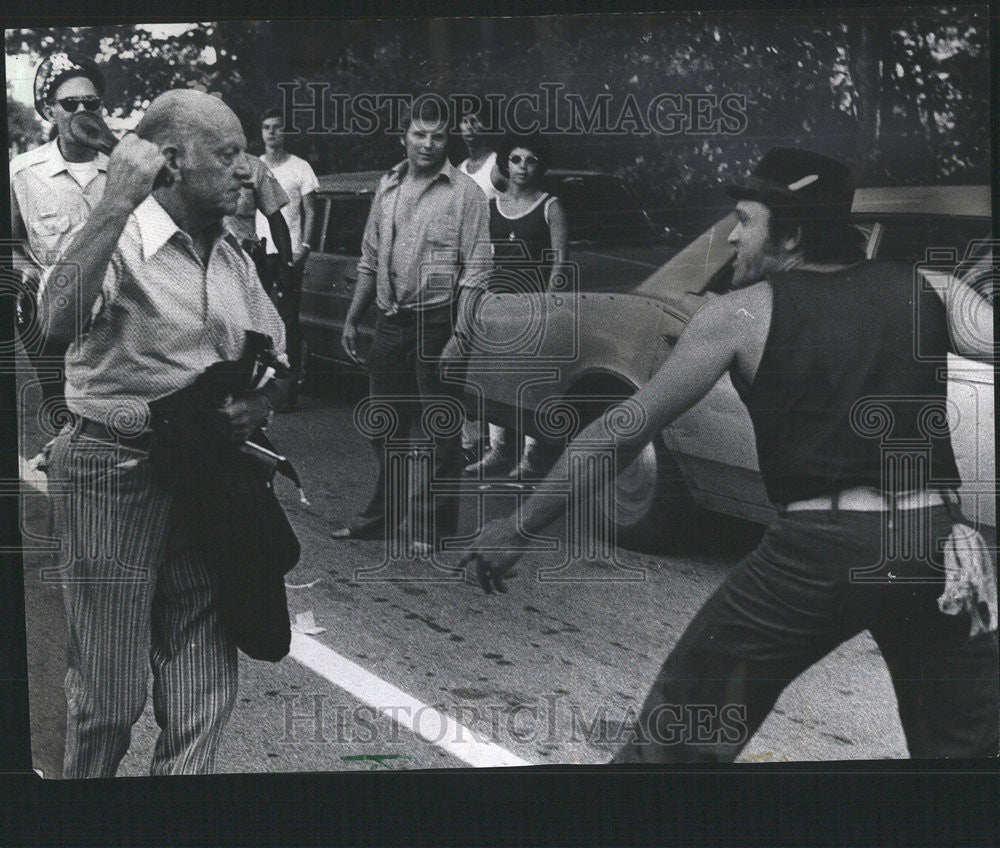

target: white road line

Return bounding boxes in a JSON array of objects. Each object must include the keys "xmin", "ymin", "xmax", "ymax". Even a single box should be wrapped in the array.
[{"xmin": 289, "ymin": 631, "xmax": 533, "ymax": 768}]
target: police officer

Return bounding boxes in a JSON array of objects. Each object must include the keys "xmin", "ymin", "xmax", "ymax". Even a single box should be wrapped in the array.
[
  {"xmin": 9, "ymin": 50, "xmax": 110, "ymax": 780},
  {"xmin": 11, "ymin": 52, "xmax": 109, "ymax": 359}
]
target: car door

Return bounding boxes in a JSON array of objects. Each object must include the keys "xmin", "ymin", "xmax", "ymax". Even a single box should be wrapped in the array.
[{"xmin": 301, "ymin": 190, "xmax": 376, "ymax": 365}]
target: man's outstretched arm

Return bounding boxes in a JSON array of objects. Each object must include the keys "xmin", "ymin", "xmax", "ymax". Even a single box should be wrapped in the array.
[{"xmin": 462, "ymin": 287, "xmax": 764, "ymax": 592}]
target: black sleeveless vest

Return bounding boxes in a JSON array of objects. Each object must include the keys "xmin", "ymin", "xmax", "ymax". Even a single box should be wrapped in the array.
[{"xmin": 744, "ymin": 261, "xmax": 961, "ymax": 506}]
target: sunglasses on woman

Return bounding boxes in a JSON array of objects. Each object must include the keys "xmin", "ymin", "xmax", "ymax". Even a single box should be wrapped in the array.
[
  {"xmin": 57, "ymin": 96, "xmax": 102, "ymax": 113},
  {"xmin": 508, "ymin": 154, "xmax": 539, "ymax": 166}
]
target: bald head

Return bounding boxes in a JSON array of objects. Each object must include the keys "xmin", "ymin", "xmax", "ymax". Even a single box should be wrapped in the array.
[
  {"xmin": 135, "ymin": 89, "xmax": 241, "ymax": 147},
  {"xmin": 135, "ymin": 89, "xmax": 250, "ymax": 227}
]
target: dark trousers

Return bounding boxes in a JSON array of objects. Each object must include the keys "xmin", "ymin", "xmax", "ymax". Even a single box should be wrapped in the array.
[
  {"xmin": 612, "ymin": 506, "xmax": 999, "ymax": 762},
  {"xmin": 349, "ymin": 306, "xmax": 463, "ymax": 547},
  {"xmin": 263, "ymin": 255, "xmax": 303, "ymax": 389}
]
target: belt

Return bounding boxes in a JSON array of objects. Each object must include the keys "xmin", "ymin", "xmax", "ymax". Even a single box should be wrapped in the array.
[
  {"xmin": 76, "ymin": 416, "xmax": 153, "ymax": 451},
  {"xmin": 784, "ymin": 486, "xmax": 944, "ymax": 513},
  {"xmin": 379, "ymin": 303, "xmax": 452, "ymax": 323}
]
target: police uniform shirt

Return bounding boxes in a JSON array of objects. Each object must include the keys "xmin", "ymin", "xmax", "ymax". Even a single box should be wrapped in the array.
[{"xmin": 10, "ymin": 138, "xmax": 109, "ymax": 273}]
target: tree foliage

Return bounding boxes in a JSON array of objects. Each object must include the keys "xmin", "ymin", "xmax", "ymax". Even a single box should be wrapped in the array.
[
  {"xmin": 6, "ymin": 9, "xmax": 988, "ymax": 223},
  {"xmin": 6, "ymin": 88, "xmax": 43, "ymax": 155}
]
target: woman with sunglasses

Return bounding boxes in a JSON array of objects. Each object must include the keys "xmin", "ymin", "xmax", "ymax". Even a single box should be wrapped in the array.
[{"xmin": 464, "ymin": 130, "xmax": 569, "ymax": 478}]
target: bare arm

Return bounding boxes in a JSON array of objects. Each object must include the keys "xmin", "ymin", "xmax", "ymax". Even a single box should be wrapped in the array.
[
  {"xmin": 38, "ymin": 134, "xmax": 165, "ymax": 352},
  {"xmin": 341, "ymin": 186, "xmax": 381, "ymax": 362},
  {"xmin": 462, "ymin": 292, "xmax": 751, "ymax": 592},
  {"xmin": 294, "ymin": 191, "xmax": 317, "ymax": 263},
  {"xmin": 544, "ymin": 198, "xmax": 569, "ymax": 291},
  {"xmin": 521, "ymin": 294, "xmax": 741, "ymax": 535}
]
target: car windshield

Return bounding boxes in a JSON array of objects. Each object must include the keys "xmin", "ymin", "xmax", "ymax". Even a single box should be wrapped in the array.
[
  {"xmin": 852, "ymin": 215, "xmax": 991, "ymax": 264},
  {"xmin": 545, "ymin": 174, "xmax": 666, "ymax": 247}
]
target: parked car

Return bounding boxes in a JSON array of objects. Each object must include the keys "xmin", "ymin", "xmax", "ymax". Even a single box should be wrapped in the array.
[
  {"xmin": 301, "ymin": 175, "xmax": 993, "ymax": 548},
  {"xmin": 300, "ymin": 169, "xmax": 679, "ymax": 369}
]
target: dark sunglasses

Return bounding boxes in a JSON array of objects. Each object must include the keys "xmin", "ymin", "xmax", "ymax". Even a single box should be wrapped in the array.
[
  {"xmin": 57, "ymin": 96, "xmax": 102, "ymax": 113},
  {"xmin": 508, "ymin": 153, "xmax": 539, "ymax": 166}
]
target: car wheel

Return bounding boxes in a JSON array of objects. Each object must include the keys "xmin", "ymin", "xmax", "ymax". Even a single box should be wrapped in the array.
[
  {"xmin": 609, "ymin": 431, "xmax": 696, "ymax": 552},
  {"xmin": 555, "ymin": 389, "xmax": 697, "ymax": 553}
]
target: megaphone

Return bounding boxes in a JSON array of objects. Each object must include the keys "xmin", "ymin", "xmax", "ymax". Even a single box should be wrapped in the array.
[{"xmin": 68, "ymin": 111, "xmax": 174, "ymax": 189}]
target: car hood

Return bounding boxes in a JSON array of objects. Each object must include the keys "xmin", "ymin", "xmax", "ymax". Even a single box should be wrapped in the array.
[{"xmin": 569, "ymin": 242, "xmax": 678, "ymax": 293}]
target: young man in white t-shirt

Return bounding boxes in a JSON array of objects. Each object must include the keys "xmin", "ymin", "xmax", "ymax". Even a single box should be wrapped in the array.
[{"xmin": 255, "ymin": 108, "xmax": 319, "ymax": 407}]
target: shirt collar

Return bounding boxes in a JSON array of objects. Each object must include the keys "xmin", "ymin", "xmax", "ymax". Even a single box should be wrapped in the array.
[
  {"xmin": 134, "ymin": 196, "xmax": 232, "ymax": 261},
  {"xmin": 387, "ymin": 156, "xmax": 455, "ymax": 186},
  {"xmin": 134, "ymin": 196, "xmax": 181, "ymax": 260},
  {"xmin": 42, "ymin": 138, "xmax": 109, "ymax": 178}
]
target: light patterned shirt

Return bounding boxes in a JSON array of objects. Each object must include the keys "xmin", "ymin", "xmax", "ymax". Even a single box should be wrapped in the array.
[
  {"xmin": 59, "ymin": 196, "xmax": 287, "ymax": 430},
  {"xmin": 358, "ymin": 158, "xmax": 492, "ymax": 315}
]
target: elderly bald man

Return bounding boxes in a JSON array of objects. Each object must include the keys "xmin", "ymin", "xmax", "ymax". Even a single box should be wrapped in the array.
[{"xmin": 38, "ymin": 90, "xmax": 290, "ymax": 778}]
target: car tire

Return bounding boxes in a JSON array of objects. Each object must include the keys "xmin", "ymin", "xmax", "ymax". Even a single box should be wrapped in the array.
[
  {"xmin": 554, "ymin": 392, "xmax": 698, "ymax": 553},
  {"xmin": 609, "ymin": 431, "xmax": 697, "ymax": 552}
]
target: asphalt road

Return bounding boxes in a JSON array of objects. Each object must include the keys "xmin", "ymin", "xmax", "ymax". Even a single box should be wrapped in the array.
[{"xmin": 19, "ymin": 373, "xmax": 922, "ymax": 777}]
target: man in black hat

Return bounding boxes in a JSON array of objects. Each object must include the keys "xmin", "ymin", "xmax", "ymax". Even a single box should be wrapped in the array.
[{"xmin": 461, "ymin": 147, "xmax": 997, "ymax": 761}]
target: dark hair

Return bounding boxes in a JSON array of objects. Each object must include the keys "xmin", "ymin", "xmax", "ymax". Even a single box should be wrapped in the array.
[
  {"xmin": 400, "ymin": 95, "xmax": 451, "ymax": 132},
  {"xmin": 458, "ymin": 97, "xmax": 492, "ymax": 124},
  {"xmin": 496, "ymin": 130, "xmax": 552, "ymax": 180},
  {"xmin": 259, "ymin": 107, "xmax": 283, "ymax": 126},
  {"xmin": 766, "ymin": 203, "xmax": 867, "ymax": 265}
]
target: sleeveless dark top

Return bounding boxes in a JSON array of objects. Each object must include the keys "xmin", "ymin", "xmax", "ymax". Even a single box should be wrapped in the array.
[
  {"xmin": 489, "ymin": 194, "xmax": 555, "ymax": 293},
  {"xmin": 742, "ymin": 261, "xmax": 960, "ymax": 506}
]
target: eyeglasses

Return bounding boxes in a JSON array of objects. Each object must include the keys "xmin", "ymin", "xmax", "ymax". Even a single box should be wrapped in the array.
[
  {"xmin": 508, "ymin": 154, "xmax": 539, "ymax": 166},
  {"xmin": 57, "ymin": 96, "xmax": 102, "ymax": 113}
]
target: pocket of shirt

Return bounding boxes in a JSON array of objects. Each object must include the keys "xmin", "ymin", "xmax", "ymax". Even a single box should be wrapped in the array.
[
  {"xmin": 30, "ymin": 212, "xmax": 73, "ymax": 258},
  {"xmin": 426, "ymin": 217, "xmax": 459, "ymax": 248}
]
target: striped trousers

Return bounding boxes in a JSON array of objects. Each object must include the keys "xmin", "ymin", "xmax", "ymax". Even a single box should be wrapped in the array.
[{"xmin": 47, "ymin": 425, "xmax": 238, "ymax": 778}]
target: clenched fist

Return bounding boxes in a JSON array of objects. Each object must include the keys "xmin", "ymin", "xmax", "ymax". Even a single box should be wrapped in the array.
[{"xmin": 104, "ymin": 133, "xmax": 168, "ymax": 212}]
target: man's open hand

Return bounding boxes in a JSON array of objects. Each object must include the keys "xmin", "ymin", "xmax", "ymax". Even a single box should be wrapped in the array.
[
  {"xmin": 459, "ymin": 516, "xmax": 527, "ymax": 594},
  {"xmin": 341, "ymin": 321, "xmax": 360, "ymax": 363}
]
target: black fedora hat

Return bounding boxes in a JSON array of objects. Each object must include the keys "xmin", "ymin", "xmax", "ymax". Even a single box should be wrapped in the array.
[{"xmin": 726, "ymin": 147, "xmax": 856, "ymax": 220}]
